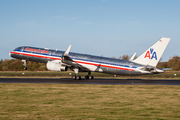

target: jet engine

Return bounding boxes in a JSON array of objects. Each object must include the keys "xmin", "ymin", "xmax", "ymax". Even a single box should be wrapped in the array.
[{"xmin": 46, "ymin": 60, "xmax": 67, "ymax": 71}]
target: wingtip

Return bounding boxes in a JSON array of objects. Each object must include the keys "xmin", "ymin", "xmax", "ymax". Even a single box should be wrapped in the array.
[{"xmin": 64, "ymin": 45, "xmax": 72, "ymax": 55}]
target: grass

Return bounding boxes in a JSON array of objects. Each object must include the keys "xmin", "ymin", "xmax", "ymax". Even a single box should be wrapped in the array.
[
  {"xmin": 0, "ymin": 71, "xmax": 112, "ymax": 78},
  {"xmin": 1, "ymin": 83, "xmax": 180, "ymax": 119},
  {"xmin": 0, "ymin": 71, "xmax": 180, "ymax": 79}
]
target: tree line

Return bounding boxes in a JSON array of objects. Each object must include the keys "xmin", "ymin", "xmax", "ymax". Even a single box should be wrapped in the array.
[
  {"xmin": 0, "ymin": 59, "xmax": 47, "ymax": 71},
  {"xmin": 0, "ymin": 55, "xmax": 180, "ymax": 71}
]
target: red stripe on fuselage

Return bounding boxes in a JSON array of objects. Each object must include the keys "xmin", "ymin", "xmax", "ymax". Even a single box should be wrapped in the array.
[
  {"xmin": 11, "ymin": 51, "xmax": 134, "ymax": 71},
  {"xmin": 75, "ymin": 61, "xmax": 134, "ymax": 71}
]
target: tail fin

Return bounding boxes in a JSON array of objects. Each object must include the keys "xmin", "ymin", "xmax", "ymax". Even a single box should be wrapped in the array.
[{"xmin": 133, "ymin": 37, "xmax": 170, "ymax": 67}]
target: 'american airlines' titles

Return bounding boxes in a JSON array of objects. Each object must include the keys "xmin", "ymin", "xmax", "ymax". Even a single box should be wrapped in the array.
[{"xmin": 25, "ymin": 47, "xmax": 49, "ymax": 54}]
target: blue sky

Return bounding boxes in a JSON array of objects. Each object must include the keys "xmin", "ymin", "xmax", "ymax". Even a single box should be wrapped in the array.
[{"xmin": 0, "ymin": 0, "xmax": 180, "ymax": 61}]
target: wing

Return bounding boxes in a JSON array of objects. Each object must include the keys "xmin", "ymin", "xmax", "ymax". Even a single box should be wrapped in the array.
[{"xmin": 61, "ymin": 45, "xmax": 90, "ymax": 72}]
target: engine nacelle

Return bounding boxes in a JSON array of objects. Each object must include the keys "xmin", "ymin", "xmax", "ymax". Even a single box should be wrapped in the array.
[{"xmin": 46, "ymin": 60, "xmax": 67, "ymax": 71}]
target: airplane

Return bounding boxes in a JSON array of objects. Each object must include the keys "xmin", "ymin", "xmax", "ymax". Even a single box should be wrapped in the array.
[{"xmin": 9, "ymin": 37, "xmax": 170, "ymax": 80}]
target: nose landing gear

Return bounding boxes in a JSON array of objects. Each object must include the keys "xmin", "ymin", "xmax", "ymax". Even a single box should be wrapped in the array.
[{"xmin": 22, "ymin": 60, "xmax": 27, "ymax": 70}]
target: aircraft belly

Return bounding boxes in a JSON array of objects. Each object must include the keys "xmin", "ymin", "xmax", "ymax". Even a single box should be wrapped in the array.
[{"xmin": 100, "ymin": 67, "xmax": 140, "ymax": 75}]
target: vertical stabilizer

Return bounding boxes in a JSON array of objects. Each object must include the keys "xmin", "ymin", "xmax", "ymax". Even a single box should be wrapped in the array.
[{"xmin": 133, "ymin": 37, "xmax": 170, "ymax": 67}]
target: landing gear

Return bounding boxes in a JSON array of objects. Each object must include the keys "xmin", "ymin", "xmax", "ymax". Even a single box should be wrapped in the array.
[
  {"xmin": 24, "ymin": 67, "xmax": 27, "ymax": 70},
  {"xmin": 71, "ymin": 69, "xmax": 93, "ymax": 80},
  {"xmin": 22, "ymin": 60, "xmax": 27, "ymax": 70},
  {"xmin": 85, "ymin": 72, "xmax": 94, "ymax": 79},
  {"xmin": 85, "ymin": 75, "xmax": 94, "ymax": 79},
  {"xmin": 72, "ymin": 75, "xmax": 81, "ymax": 80},
  {"xmin": 72, "ymin": 68, "xmax": 81, "ymax": 80}
]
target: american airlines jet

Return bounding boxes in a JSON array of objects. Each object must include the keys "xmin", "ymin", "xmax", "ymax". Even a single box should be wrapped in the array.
[{"xmin": 9, "ymin": 37, "xmax": 170, "ymax": 80}]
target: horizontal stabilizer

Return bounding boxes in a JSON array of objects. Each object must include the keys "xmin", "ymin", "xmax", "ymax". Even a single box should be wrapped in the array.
[
  {"xmin": 129, "ymin": 52, "xmax": 136, "ymax": 61},
  {"xmin": 161, "ymin": 68, "xmax": 172, "ymax": 71}
]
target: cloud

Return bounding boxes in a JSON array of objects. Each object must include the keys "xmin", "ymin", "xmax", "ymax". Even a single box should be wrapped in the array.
[{"xmin": 80, "ymin": 22, "xmax": 94, "ymax": 25}]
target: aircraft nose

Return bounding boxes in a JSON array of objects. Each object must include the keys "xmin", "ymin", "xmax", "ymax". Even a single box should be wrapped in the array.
[{"xmin": 9, "ymin": 52, "xmax": 11, "ymax": 57}]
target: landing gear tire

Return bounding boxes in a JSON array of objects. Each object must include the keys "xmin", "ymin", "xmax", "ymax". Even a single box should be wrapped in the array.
[
  {"xmin": 24, "ymin": 67, "xmax": 27, "ymax": 70},
  {"xmin": 72, "ymin": 75, "xmax": 76, "ymax": 80},
  {"xmin": 76, "ymin": 76, "xmax": 81, "ymax": 80},
  {"xmin": 85, "ymin": 75, "xmax": 94, "ymax": 79},
  {"xmin": 72, "ymin": 76, "xmax": 81, "ymax": 80}
]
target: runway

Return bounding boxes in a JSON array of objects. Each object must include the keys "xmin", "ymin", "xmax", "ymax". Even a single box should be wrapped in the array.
[{"xmin": 0, "ymin": 78, "xmax": 180, "ymax": 85}]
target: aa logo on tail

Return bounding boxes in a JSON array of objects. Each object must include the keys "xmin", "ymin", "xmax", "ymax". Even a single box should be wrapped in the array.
[{"xmin": 144, "ymin": 48, "xmax": 157, "ymax": 60}]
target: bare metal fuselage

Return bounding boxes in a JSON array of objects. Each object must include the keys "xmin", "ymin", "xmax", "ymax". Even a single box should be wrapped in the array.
[{"xmin": 10, "ymin": 46, "xmax": 149, "ymax": 75}]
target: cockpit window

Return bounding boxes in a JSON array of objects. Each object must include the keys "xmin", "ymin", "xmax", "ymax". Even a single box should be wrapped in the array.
[{"xmin": 13, "ymin": 47, "xmax": 22, "ymax": 51}]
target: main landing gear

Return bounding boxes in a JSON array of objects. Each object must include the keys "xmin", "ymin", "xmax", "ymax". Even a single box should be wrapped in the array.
[
  {"xmin": 22, "ymin": 60, "xmax": 27, "ymax": 70},
  {"xmin": 85, "ymin": 72, "xmax": 94, "ymax": 79},
  {"xmin": 72, "ymin": 70, "xmax": 94, "ymax": 80},
  {"xmin": 72, "ymin": 75, "xmax": 81, "ymax": 80},
  {"xmin": 72, "ymin": 68, "xmax": 81, "ymax": 80}
]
